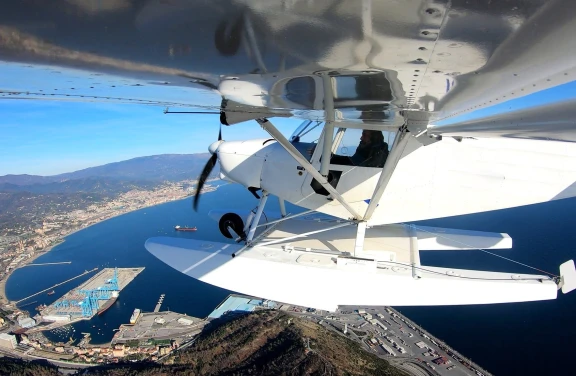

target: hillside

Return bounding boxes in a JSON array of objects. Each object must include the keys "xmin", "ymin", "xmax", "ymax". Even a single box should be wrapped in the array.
[
  {"xmin": 60, "ymin": 310, "xmax": 406, "ymax": 375},
  {"xmin": 0, "ymin": 357, "xmax": 60, "ymax": 376},
  {"xmin": 55, "ymin": 154, "xmax": 213, "ymax": 182},
  {"xmin": 172, "ymin": 310, "xmax": 406, "ymax": 375},
  {"xmin": 0, "ymin": 178, "xmax": 158, "ymax": 194},
  {"xmin": 0, "ymin": 154, "xmax": 217, "ymax": 231},
  {"xmin": 0, "ymin": 191, "xmax": 106, "ymax": 230}
]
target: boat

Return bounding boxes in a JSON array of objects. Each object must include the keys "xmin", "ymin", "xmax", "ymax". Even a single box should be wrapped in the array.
[
  {"xmin": 35, "ymin": 304, "xmax": 47, "ymax": 312},
  {"xmin": 97, "ymin": 291, "xmax": 119, "ymax": 315},
  {"xmin": 130, "ymin": 308, "xmax": 141, "ymax": 324},
  {"xmin": 47, "ymin": 290, "xmax": 55, "ymax": 296},
  {"xmin": 174, "ymin": 225, "xmax": 197, "ymax": 232}
]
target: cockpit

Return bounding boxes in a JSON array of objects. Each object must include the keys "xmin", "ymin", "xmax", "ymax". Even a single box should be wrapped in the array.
[{"xmin": 289, "ymin": 120, "xmax": 393, "ymax": 168}]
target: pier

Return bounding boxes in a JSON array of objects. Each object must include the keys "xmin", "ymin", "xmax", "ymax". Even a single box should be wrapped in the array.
[
  {"xmin": 37, "ymin": 267, "xmax": 145, "ymax": 329},
  {"xmin": 14, "ymin": 268, "xmax": 98, "ymax": 304},
  {"xmin": 22, "ymin": 261, "xmax": 72, "ymax": 267},
  {"xmin": 18, "ymin": 300, "xmax": 37, "ymax": 308},
  {"xmin": 154, "ymin": 294, "xmax": 165, "ymax": 313}
]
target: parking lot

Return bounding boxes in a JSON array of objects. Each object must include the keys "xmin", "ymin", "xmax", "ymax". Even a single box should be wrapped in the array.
[{"xmin": 283, "ymin": 304, "xmax": 490, "ymax": 376}]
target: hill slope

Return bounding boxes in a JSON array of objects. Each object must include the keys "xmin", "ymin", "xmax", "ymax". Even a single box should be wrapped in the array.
[
  {"xmin": 0, "ymin": 311, "xmax": 407, "ymax": 375},
  {"xmin": 80, "ymin": 311, "xmax": 406, "ymax": 375}
]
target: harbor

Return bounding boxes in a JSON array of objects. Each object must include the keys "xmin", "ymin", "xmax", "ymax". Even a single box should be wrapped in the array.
[
  {"xmin": 1, "ymin": 284, "xmax": 494, "ymax": 374},
  {"xmin": 26, "ymin": 267, "xmax": 144, "ymax": 333},
  {"xmin": 0, "ymin": 184, "xmax": 560, "ymax": 374}
]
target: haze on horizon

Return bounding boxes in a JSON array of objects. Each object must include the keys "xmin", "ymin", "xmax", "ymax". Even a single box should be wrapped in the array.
[{"xmin": 0, "ymin": 100, "xmax": 298, "ymax": 176}]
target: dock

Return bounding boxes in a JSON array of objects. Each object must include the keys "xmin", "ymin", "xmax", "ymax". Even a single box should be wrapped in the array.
[
  {"xmin": 154, "ymin": 294, "xmax": 165, "ymax": 313},
  {"xmin": 21, "ymin": 261, "xmax": 72, "ymax": 267},
  {"xmin": 112, "ymin": 311, "xmax": 206, "ymax": 346},
  {"xmin": 29, "ymin": 267, "xmax": 144, "ymax": 332},
  {"xmin": 14, "ymin": 268, "xmax": 98, "ymax": 304}
]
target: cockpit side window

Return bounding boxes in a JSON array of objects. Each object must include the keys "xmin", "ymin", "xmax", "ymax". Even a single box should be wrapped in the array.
[{"xmin": 331, "ymin": 128, "xmax": 392, "ymax": 168}]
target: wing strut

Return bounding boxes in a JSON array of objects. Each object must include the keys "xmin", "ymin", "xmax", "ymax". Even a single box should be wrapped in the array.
[
  {"xmin": 257, "ymin": 221, "xmax": 353, "ymax": 248},
  {"xmin": 353, "ymin": 222, "xmax": 367, "ymax": 256},
  {"xmin": 320, "ymin": 74, "xmax": 335, "ymax": 177},
  {"xmin": 246, "ymin": 190, "xmax": 269, "ymax": 244},
  {"xmin": 254, "ymin": 209, "xmax": 315, "ymax": 229},
  {"xmin": 406, "ymin": 224, "xmax": 422, "ymax": 280},
  {"xmin": 363, "ymin": 125, "xmax": 410, "ymax": 221},
  {"xmin": 256, "ymin": 118, "xmax": 361, "ymax": 219},
  {"xmin": 278, "ymin": 197, "xmax": 287, "ymax": 217}
]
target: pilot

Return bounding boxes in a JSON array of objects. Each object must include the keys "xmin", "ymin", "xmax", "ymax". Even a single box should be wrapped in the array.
[{"xmin": 331, "ymin": 130, "xmax": 389, "ymax": 168}]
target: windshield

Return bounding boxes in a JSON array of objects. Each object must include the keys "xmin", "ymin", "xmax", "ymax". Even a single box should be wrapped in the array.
[{"xmin": 289, "ymin": 120, "xmax": 323, "ymax": 143}]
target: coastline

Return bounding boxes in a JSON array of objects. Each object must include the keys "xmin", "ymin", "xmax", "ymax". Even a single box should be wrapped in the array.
[
  {"xmin": 0, "ymin": 247, "xmax": 53, "ymax": 306},
  {"xmin": 0, "ymin": 183, "xmax": 220, "ymax": 307}
]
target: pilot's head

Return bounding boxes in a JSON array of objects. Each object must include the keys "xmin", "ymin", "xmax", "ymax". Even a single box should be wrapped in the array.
[{"xmin": 360, "ymin": 130, "xmax": 384, "ymax": 146}]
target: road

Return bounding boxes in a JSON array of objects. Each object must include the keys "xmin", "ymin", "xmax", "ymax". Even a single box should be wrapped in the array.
[
  {"xmin": 394, "ymin": 360, "xmax": 434, "ymax": 376},
  {"xmin": 0, "ymin": 345, "xmax": 95, "ymax": 370}
]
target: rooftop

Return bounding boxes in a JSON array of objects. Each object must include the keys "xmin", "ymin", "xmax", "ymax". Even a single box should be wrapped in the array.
[
  {"xmin": 113, "ymin": 311, "xmax": 206, "ymax": 344},
  {"xmin": 207, "ymin": 295, "xmax": 275, "ymax": 319}
]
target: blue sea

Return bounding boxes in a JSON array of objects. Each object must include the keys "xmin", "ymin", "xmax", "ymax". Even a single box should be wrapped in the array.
[{"xmin": 6, "ymin": 183, "xmax": 576, "ymax": 375}]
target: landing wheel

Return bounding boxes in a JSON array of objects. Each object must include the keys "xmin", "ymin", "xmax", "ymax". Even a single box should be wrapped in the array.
[{"xmin": 219, "ymin": 213, "xmax": 246, "ymax": 240}]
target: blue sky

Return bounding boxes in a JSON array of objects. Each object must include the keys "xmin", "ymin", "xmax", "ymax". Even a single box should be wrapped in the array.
[
  {"xmin": 1, "ymin": 78, "xmax": 574, "ymax": 176},
  {"xmin": 435, "ymin": 80, "xmax": 576, "ymax": 125},
  {"xmin": 0, "ymin": 100, "xmax": 299, "ymax": 176}
]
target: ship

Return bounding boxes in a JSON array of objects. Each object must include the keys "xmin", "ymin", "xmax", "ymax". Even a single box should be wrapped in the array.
[
  {"xmin": 130, "ymin": 308, "xmax": 141, "ymax": 324},
  {"xmin": 174, "ymin": 225, "xmax": 197, "ymax": 232},
  {"xmin": 47, "ymin": 290, "xmax": 55, "ymax": 296},
  {"xmin": 97, "ymin": 291, "xmax": 119, "ymax": 316}
]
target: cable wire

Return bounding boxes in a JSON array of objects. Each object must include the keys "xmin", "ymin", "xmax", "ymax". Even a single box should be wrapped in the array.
[
  {"xmin": 376, "ymin": 260, "xmax": 553, "ymax": 282},
  {"xmin": 404, "ymin": 223, "xmax": 559, "ymax": 278}
]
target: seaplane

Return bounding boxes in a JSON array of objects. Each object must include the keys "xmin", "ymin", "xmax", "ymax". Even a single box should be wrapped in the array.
[{"xmin": 2, "ymin": 0, "xmax": 576, "ymax": 311}]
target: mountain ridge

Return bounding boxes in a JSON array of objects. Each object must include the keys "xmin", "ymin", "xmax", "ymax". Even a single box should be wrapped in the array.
[
  {"xmin": 0, "ymin": 154, "xmax": 216, "ymax": 231},
  {"xmin": 0, "ymin": 154, "xmax": 213, "ymax": 185}
]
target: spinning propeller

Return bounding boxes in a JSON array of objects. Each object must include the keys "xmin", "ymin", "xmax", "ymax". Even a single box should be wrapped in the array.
[{"xmin": 193, "ymin": 125, "xmax": 224, "ymax": 211}]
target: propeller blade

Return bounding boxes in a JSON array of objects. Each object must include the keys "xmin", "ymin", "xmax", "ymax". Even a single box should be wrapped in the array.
[
  {"xmin": 218, "ymin": 124, "xmax": 222, "ymax": 141},
  {"xmin": 193, "ymin": 153, "xmax": 218, "ymax": 211}
]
